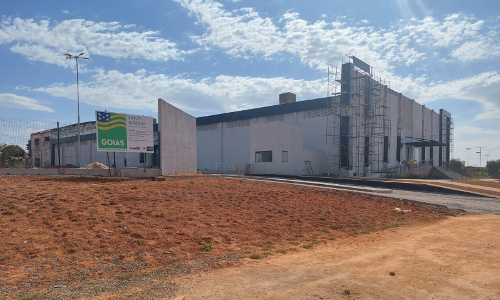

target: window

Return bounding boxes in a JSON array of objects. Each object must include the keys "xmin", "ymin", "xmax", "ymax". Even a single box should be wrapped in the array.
[
  {"xmin": 255, "ymin": 151, "xmax": 272, "ymax": 162},
  {"xmin": 340, "ymin": 116, "xmax": 350, "ymax": 168},
  {"xmin": 383, "ymin": 136, "xmax": 389, "ymax": 163},
  {"xmin": 282, "ymin": 151, "xmax": 288, "ymax": 162},
  {"xmin": 396, "ymin": 136, "xmax": 401, "ymax": 162},
  {"xmin": 140, "ymin": 154, "xmax": 145, "ymax": 164},
  {"xmin": 364, "ymin": 136, "xmax": 370, "ymax": 167},
  {"xmin": 44, "ymin": 136, "xmax": 50, "ymax": 142},
  {"xmin": 34, "ymin": 138, "xmax": 40, "ymax": 145}
]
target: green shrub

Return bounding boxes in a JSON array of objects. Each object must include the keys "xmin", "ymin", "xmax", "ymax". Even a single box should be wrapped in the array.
[{"xmin": 200, "ymin": 241, "xmax": 213, "ymax": 251}]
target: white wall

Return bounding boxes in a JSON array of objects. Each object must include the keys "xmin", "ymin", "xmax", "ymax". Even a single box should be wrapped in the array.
[
  {"xmin": 431, "ymin": 110, "xmax": 440, "ymax": 165},
  {"xmin": 197, "ymin": 121, "xmax": 251, "ymax": 171},
  {"xmin": 250, "ymin": 121, "xmax": 300, "ymax": 175},
  {"xmin": 249, "ymin": 122, "xmax": 325, "ymax": 175},
  {"xmin": 158, "ymin": 98, "xmax": 197, "ymax": 175},
  {"xmin": 304, "ymin": 149, "xmax": 326, "ymax": 175},
  {"xmin": 388, "ymin": 91, "xmax": 400, "ymax": 166},
  {"xmin": 222, "ymin": 122, "xmax": 251, "ymax": 168},
  {"xmin": 197, "ymin": 124, "xmax": 222, "ymax": 171}
]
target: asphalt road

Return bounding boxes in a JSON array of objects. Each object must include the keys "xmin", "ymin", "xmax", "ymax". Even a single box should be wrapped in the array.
[{"xmin": 223, "ymin": 175, "xmax": 500, "ymax": 215}]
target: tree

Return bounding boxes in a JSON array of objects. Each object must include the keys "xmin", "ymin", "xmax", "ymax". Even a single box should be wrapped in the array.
[
  {"xmin": 486, "ymin": 159, "xmax": 500, "ymax": 179},
  {"xmin": 0, "ymin": 145, "xmax": 26, "ymax": 161},
  {"xmin": 404, "ymin": 159, "xmax": 417, "ymax": 171},
  {"xmin": 449, "ymin": 158, "xmax": 466, "ymax": 172},
  {"xmin": 26, "ymin": 139, "xmax": 32, "ymax": 157}
]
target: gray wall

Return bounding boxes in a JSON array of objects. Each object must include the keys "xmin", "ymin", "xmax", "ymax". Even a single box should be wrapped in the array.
[{"xmin": 158, "ymin": 98, "xmax": 197, "ymax": 175}]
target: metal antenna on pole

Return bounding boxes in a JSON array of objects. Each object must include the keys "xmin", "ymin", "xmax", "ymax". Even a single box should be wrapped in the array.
[{"xmin": 64, "ymin": 53, "xmax": 89, "ymax": 168}]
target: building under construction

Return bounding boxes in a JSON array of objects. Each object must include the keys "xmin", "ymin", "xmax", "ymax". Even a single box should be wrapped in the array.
[{"xmin": 196, "ymin": 56, "xmax": 453, "ymax": 176}]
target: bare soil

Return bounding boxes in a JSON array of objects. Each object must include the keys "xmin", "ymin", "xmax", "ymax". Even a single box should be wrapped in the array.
[
  {"xmin": 0, "ymin": 175, "xmax": 453, "ymax": 299},
  {"xmin": 177, "ymin": 214, "xmax": 500, "ymax": 299}
]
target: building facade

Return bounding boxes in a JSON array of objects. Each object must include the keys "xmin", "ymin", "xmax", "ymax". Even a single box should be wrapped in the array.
[
  {"xmin": 197, "ymin": 58, "xmax": 452, "ymax": 176},
  {"xmin": 31, "ymin": 121, "xmax": 160, "ymax": 168}
]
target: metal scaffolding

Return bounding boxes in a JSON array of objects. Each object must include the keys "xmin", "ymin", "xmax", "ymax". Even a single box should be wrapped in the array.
[{"xmin": 326, "ymin": 55, "xmax": 390, "ymax": 176}]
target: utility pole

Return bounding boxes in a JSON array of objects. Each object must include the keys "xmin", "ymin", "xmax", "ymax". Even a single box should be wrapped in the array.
[
  {"xmin": 64, "ymin": 53, "xmax": 89, "ymax": 168},
  {"xmin": 476, "ymin": 147, "xmax": 485, "ymax": 167},
  {"xmin": 466, "ymin": 147, "xmax": 471, "ymax": 167}
]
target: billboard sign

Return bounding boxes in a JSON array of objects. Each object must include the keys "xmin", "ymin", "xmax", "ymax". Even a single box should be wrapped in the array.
[{"xmin": 96, "ymin": 111, "xmax": 154, "ymax": 153}]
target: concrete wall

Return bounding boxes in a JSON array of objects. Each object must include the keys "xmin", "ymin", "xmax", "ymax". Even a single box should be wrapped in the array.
[
  {"xmin": 250, "ymin": 122, "xmax": 302, "ymax": 175},
  {"xmin": 158, "ymin": 98, "xmax": 197, "ymax": 175},
  {"xmin": 248, "ymin": 122, "xmax": 325, "ymax": 175},
  {"xmin": 300, "ymin": 111, "xmax": 328, "ymax": 151},
  {"xmin": 304, "ymin": 148, "xmax": 326, "ymax": 175},
  {"xmin": 197, "ymin": 123, "xmax": 222, "ymax": 171},
  {"xmin": 387, "ymin": 90, "xmax": 400, "ymax": 166},
  {"xmin": 0, "ymin": 167, "xmax": 161, "ymax": 177},
  {"xmin": 196, "ymin": 111, "xmax": 329, "ymax": 174},
  {"xmin": 431, "ymin": 110, "xmax": 440, "ymax": 165},
  {"xmin": 222, "ymin": 121, "xmax": 251, "ymax": 168},
  {"xmin": 197, "ymin": 120, "xmax": 252, "ymax": 172}
]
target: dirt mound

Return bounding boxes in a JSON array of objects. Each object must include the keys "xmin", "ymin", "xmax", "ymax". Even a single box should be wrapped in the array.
[{"xmin": 82, "ymin": 162, "xmax": 109, "ymax": 169}]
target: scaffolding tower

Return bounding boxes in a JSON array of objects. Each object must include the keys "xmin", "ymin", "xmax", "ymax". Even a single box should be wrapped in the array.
[{"xmin": 326, "ymin": 55, "xmax": 390, "ymax": 176}]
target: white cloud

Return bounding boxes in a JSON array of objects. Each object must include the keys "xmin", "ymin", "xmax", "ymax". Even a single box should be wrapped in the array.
[
  {"xmin": 0, "ymin": 93, "xmax": 54, "ymax": 112},
  {"xmin": 174, "ymin": 0, "xmax": 286, "ymax": 58},
  {"xmin": 35, "ymin": 69, "xmax": 324, "ymax": 116},
  {"xmin": 450, "ymin": 40, "xmax": 500, "ymax": 62},
  {"xmin": 175, "ymin": 2, "xmax": 498, "ymax": 70},
  {"xmin": 0, "ymin": 17, "xmax": 193, "ymax": 65},
  {"xmin": 418, "ymin": 72, "xmax": 500, "ymax": 120}
]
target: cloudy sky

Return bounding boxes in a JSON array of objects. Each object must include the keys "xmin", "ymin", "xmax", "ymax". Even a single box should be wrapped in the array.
[{"xmin": 1, "ymin": 0, "xmax": 499, "ymax": 166}]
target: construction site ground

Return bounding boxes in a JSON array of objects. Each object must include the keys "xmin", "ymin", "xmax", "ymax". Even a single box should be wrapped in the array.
[
  {"xmin": 400, "ymin": 178, "xmax": 500, "ymax": 198},
  {"xmin": 0, "ymin": 175, "xmax": 499, "ymax": 299}
]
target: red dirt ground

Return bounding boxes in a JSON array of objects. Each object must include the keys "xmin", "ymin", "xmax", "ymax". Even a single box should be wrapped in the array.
[{"xmin": 0, "ymin": 175, "xmax": 449, "ymax": 299}]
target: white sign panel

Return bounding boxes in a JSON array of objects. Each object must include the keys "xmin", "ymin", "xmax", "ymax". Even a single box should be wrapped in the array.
[{"xmin": 96, "ymin": 110, "xmax": 154, "ymax": 153}]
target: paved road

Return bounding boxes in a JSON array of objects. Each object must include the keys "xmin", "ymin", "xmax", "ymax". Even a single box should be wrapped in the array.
[{"xmin": 222, "ymin": 175, "xmax": 500, "ymax": 215}]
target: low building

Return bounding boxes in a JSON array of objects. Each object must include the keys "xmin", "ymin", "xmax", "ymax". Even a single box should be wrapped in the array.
[{"xmin": 31, "ymin": 121, "xmax": 160, "ymax": 168}]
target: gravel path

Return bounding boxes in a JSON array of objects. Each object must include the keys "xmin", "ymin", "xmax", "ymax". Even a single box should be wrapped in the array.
[
  {"xmin": 371, "ymin": 189, "xmax": 500, "ymax": 215},
  {"xmin": 230, "ymin": 176, "xmax": 500, "ymax": 215}
]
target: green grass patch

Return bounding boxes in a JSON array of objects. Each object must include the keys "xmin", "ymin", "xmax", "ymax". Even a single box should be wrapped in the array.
[
  {"xmin": 116, "ymin": 273, "xmax": 132, "ymax": 280},
  {"xmin": 249, "ymin": 253, "xmax": 261, "ymax": 259},
  {"xmin": 200, "ymin": 241, "xmax": 213, "ymax": 251}
]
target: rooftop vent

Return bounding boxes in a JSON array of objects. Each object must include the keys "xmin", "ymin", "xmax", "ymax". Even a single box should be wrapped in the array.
[{"xmin": 279, "ymin": 92, "xmax": 296, "ymax": 105}]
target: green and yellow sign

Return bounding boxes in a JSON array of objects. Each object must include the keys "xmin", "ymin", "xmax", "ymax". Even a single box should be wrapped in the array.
[{"xmin": 96, "ymin": 111, "xmax": 154, "ymax": 153}]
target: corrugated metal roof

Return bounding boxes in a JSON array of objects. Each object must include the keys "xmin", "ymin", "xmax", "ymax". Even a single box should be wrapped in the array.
[{"xmin": 196, "ymin": 97, "xmax": 332, "ymax": 126}]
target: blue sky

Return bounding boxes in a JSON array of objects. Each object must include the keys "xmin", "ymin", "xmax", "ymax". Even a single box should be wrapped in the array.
[{"xmin": 1, "ymin": 0, "xmax": 499, "ymax": 166}]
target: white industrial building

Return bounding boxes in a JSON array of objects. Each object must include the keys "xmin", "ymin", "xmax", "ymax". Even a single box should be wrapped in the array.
[{"xmin": 197, "ymin": 57, "xmax": 453, "ymax": 177}]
